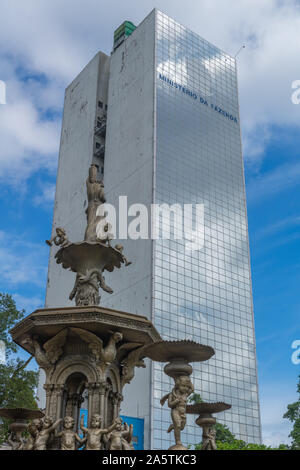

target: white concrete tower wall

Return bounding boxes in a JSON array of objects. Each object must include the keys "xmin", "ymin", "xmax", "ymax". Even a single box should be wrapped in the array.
[
  {"xmin": 101, "ymin": 12, "xmax": 156, "ymax": 450},
  {"xmin": 45, "ymin": 51, "xmax": 110, "ymax": 308},
  {"xmin": 38, "ymin": 52, "xmax": 110, "ymax": 408}
]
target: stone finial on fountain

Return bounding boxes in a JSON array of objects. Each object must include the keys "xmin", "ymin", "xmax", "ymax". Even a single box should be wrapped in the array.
[{"xmin": 84, "ymin": 164, "xmax": 106, "ymax": 243}]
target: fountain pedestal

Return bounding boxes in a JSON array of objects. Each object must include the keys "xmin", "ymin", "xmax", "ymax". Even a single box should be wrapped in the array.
[
  {"xmin": 144, "ymin": 340, "xmax": 215, "ymax": 450},
  {"xmin": 0, "ymin": 408, "xmax": 44, "ymax": 450},
  {"xmin": 186, "ymin": 402, "xmax": 231, "ymax": 450}
]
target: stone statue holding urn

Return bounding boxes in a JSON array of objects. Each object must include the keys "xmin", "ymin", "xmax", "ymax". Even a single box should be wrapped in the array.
[
  {"xmin": 46, "ymin": 164, "xmax": 132, "ymax": 307},
  {"xmin": 84, "ymin": 164, "xmax": 106, "ymax": 243}
]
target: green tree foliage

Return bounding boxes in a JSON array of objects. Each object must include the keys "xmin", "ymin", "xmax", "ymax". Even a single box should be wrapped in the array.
[
  {"xmin": 283, "ymin": 375, "xmax": 300, "ymax": 449},
  {"xmin": 188, "ymin": 393, "xmax": 203, "ymax": 404},
  {"xmin": 194, "ymin": 434, "xmax": 289, "ymax": 450},
  {"xmin": 214, "ymin": 422, "xmax": 235, "ymax": 444},
  {"xmin": 213, "ymin": 440, "xmax": 289, "ymax": 450},
  {"xmin": 0, "ymin": 293, "xmax": 24, "ymax": 355},
  {"xmin": 0, "ymin": 293, "xmax": 38, "ymax": 444}
]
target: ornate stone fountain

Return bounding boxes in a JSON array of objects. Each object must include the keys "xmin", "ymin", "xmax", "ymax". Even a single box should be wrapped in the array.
[
  {"xmin": 9, "ymin": 164, "xmax": 161, "ymax": 450},
  {"xmin": 7, "ymin": 164, "xmax": 232, "ymax": 451}
]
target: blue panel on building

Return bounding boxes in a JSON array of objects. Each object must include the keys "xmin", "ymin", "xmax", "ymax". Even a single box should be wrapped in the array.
[
  {"xmin": 78, "ymin": 409, "xmax": 88, "ymax": 449},
  {"xmin": 120, "ymin": 415, "xmax": 144, "ymax": 450}
]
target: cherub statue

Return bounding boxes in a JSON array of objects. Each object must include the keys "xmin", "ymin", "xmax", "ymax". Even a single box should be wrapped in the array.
[
  {"xmin": 202, "ymin": 426, "xmax": 217, "ymax": 450},
  {"xmin": 7, "ymin": 431, "xmax": 25, "ymax": 450},
  {"xmin": 160, "ymin": 375, "xmax": 194, "ymax": 448},
  {"xmin": 104, "ymin": 418, "xmax": 134, "ymax": 450},
  {"xmin": 46, "ymin": 227, "xmax": 69, "ymax": 248},
  {"xmin": 24, "ymin": 418, "xmax": 44, "ymax": 450},
  {"xmin": 84, "ymin": 164, "xmax": 106, "ymax": 242},
  {"xmin": 121, "ymin": 422, "xmax": 135, "ymax": 450},
  {"xmin": 56, "ymin": 416, "xmax": 85, "ymax": 450},
  {"xmin": 33, "ymin": 416, "xmax": 62, "ymax": 450},
  {"xmin": 80, "ymin": 414, "xmax": 114, "ymax": 450},
  {"xmin": 114, "ymin": 244, "xmax": 132, "ymax": 266}
]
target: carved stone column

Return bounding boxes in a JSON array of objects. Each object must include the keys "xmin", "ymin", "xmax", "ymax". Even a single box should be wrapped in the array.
[
  {"xmin": 65, "ymin": 394, "xmax": 73, "ymax": 418},
  {"xmin": 114, "ymin": 392, "xmax": 123, "ymax": 419},
  {"xmin": 55, "ymin": 385, "xmax": 65, "ymax": 421},
  {"xmin": 71, "ymin": 393, "xmax": 84, "ymax": 428},
  {"xmin": 49, "ymin": 385, "xmax": 59, "ymax": 419},
  {"xmin": 98, "ymin": 381, "xmax": 107, "ymax": 420},
  {"xmin": 90, "ymin": 382, "xmax": 100, "ymax": 417},
  {"xmin": 44, "ymin": 384, "xmax": 53, "ymax": 416},
  {"xmin": 107, "ymin": 387, "xmax": 114, "ymax": 426},
  {"xmin": 87, "ymin": 383, "xmax": 95, "ymax": 425}
]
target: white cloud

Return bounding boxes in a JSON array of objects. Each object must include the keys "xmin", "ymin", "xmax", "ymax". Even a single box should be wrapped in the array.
[
  {"xmin": 0, "ymin": 0, "xmax": 299, "ymax": 177},
  {"xmin": 0, "ymin": 69, "xmax": 61, "ymax": 182},
  {"xmin": 12, "ymin": 293, "xmax": 44, "ymax": 313},
  {"xmin": 254, "ymin": 215, "xmax": 300, "ymax": 240},
  {"xmin": 260, "ymin": 382, "xmax": 296, "ymax": 447},
  {"xmin": 0, "ymin": 230, "xmax": 48, "ymax": 288},
  {"xmin": 247, "ymin": 160, "xmax": 300, "ymax": 203},
  {"xmin": 33, "ymin": 182, "xmax": 56, "ymax": 207}
]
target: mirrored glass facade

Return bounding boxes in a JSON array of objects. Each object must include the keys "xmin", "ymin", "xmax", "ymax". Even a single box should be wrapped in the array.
[{"xmin": 152, "ymin": 10, "xmax": 261, "ymax": 448}]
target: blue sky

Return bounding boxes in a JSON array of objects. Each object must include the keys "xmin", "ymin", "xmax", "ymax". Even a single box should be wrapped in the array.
[{"xmin": 0, "ymin": 0, "xmax": 300, "ymax": 446}]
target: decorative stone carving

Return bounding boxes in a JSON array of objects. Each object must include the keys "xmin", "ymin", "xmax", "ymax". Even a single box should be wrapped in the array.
[
  {"xmin": 202, "ymin": 427, "xmax": 217, "ymax": 450},
  {"xmin": 120, "ymin": 346, "xmax": 146, "ymax": 386},
  {"xmin": 45, "ymin": 165, "xmax": 132, "ymax": 307},
  {"xmin": 24, "ymin": 418, "xmax": 44, "ymax": 450},
  {"xmin": 104, "ymin": 417, "xmax": 134, "ymax": 450},
  {"xmin": 186, "ymin": 402, "xmax": 231, "ymax": 451},
  {"xmin": 0, "ymin": 408, "xmax": 45, "ymax": 451},
  {"xmin": 56, "ymin": 416, "xmax": 85, "ymax": 450},
  {"xmin": 70, "ymin": 327, "xmax": 122, "ymax": 374},
  {"xmin": 10, "ymin": 306, "xmax": 162, "ymax": 345},
  {"xmin": 144, "ymin": 340, "xmax": 215, "ymax": 450},
  {"xmin": 46, "ymin": 227, "xmax": 69, "ymax": 248},
  {"xmin": 8, "ymin": 153, "xmax": 234, "ymax": 453},
  {"xmin": 33, "ymin": 416, "xmax": 62, "ymax": 450},
  {"xmin": 160, "ymin": 375, "xmax": 194, "ymax": 449},
  {"xmin": 6, "ymin": 431, "xmax": 25, "ymax": 450},
  {"xmin": 99, "ymin": 222, "xmax": 114, "ymax": 246},
  {"xmin": 80, "ymin": 413, "xmax": 115, "ymax": 450},
  {"xmin": 69, "ymin": 269, "xmax": 113, "ymax": 307},
  {"xmin": 114, "ymin": 244, "xmax": 132, "ymax": 266},
  {"xmin": 84, "ymin": 164, "xmax": 106, "ymax": 243},
  {"xmin": 21, "ymin": 329, "xmax": 68, "ymax": 370},
  {"xmin": 10, "ymin": 305, "xmax": 161, "ymax": 449},
  {"xmin": 121, "ymin": 423, "xmax": 135, "ymax": 450}
]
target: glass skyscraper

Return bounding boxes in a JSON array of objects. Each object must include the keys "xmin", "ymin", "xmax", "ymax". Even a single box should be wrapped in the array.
[
  {"xmin": 152, "ymin": 11, "xmax": 261, "ymax": 448},
  {"xmin": 43, "ymin": 9, "xmax": 261, "ymax": 449}
]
